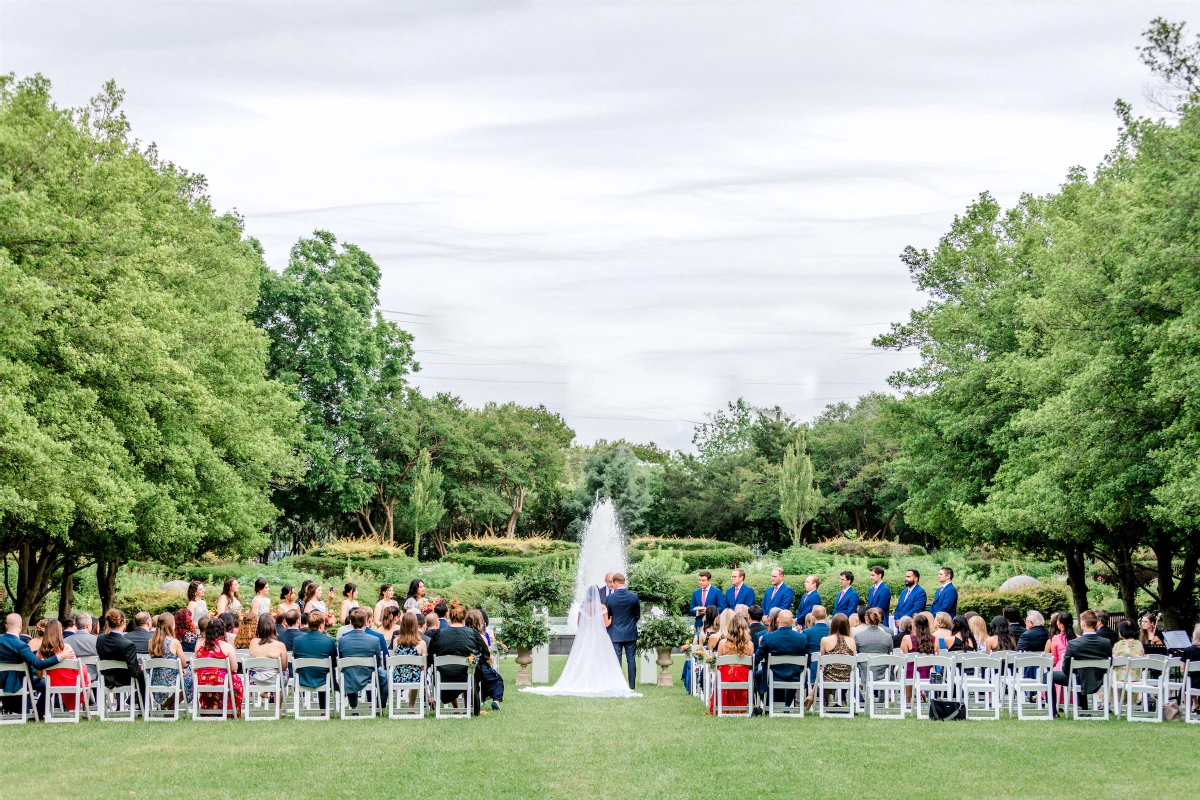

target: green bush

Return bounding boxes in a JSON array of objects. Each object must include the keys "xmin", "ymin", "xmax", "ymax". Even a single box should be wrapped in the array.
[
  {"xmin": 958, "ymin": 584, "xmax": 1071, "ymax": 620},
  {"xmin": 628, "ymin": 555, "xmax": 688, "ymax": 607},
  {"xmin": 511, "ymin": 562, "xmax": 572, "ymax": 613},
  {"xmin": 443, "ymin": 551, "xmax": 575, "ymax": 576},
  {"xmin": 440, "ymin": 579, "xmax": 511, "ymax": 610},
  {"xmin": 113, "ymin": 588, "xmax": 186, "ymax": 616},
  {"xmin": 637, "ymin": 615, "xmax": 693, "ymax": 653},
  {"xmin": 418, "ymin": 561, "xmax": 476, "ymax": 589},
  {"xmin": 628, "ymin": 545, "xmax": 753, "ymax": 571},
  {"xmin": 290, "ymin": 555, "xmax": 418, "ymax": 584},
  {"xmin": 497, "ymin": 603, "xmax": 550, "ymax": 651},
  {"xmin": 779, "ymin": 546, "xmax": 835, "ymax": 576},
  {"xmin": 446, "ymin": 538, "xmax": 579, "ymax": 557}
]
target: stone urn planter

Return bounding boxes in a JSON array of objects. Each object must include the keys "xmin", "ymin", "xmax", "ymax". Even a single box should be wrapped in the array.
[
  {"xmin": 656, "ymin": 647, "xmax": 674, "ymax": 687},
  {"xmin": 515, "ymin": 646, "xmax": 534, "ymax": 686}
]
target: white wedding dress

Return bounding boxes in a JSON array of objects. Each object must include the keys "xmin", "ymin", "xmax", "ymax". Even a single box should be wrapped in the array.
[{"xmin": 520, "ymin": 585, "xmax": 641, "ymax": 698}]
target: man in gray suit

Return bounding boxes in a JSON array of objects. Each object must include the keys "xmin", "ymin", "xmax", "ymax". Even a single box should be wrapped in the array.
[
  {"xmin": 124, "ymin": 612, "xmax": 154, "ymax": 655},
  {"xmin": 71, "ymin": 613, "xmax": 98, "ymax": 681}
]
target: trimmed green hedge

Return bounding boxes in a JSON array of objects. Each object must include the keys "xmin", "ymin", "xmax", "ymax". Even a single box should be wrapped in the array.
[
  {"xmin": 447, "ymin": 539, "xmax": 578, "ymax": 557},
  {"xmin": 958, "ymin": 585, "xmax": 1071, "ymax": 620},
  {"xmin": 443, "ymin": 551, "xmax": 575, "ymax": 576},
  {"xmin": 114, "ymin": 588, "xmax": 186, "ymax": 616},
  {"xmin": 438, "ymin": 579, "xmax": 512, "ymax": 610},
  {"xmin": 289, "ymin": 555, "xmax": 419, "ymax": 584},
  {"xmin": 627, "ymin": 539, "xmax": 752, "ymax": 571}
]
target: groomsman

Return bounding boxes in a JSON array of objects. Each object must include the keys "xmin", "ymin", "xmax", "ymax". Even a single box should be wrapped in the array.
[
  {"xmin": 866, "ymin": 566, "xmax": 892, "ymax": 625},
  {"xmin": 725, "ymin": 568, "xmax": 755, "ymax": 609},
  {"xmin": 930, "ymin": 567, "xmax": 958, "ymax": 617},
  {"xmin": 795, "ymin": 576, "xmax": 821, "ymax": 627},
  {"xmin": 690, "ymin": 571, "xmax": 725, "ymax": 629},
  {"xmin": 893, "ymin": 569, "xmax": 927, "ymax": 620},
  {"xmin": 832, "ymin": 571, "xmax": 859, "ymax": 618},
  {"xmin": 760, "ymin": 568, "xmax": 795, "ymax": 618}
]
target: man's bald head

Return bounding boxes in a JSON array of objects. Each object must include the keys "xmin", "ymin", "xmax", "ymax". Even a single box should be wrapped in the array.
[
  {"xmin": 604, "ymin": 572, "xmax": 615, "ymax": 589},
  {"xmin": 776, "ymin": 610, "xmax": 795, "ymax": 628},
  {"xmin": 5, "ymin": 613, "xmax": 21, "ymax": 634}
]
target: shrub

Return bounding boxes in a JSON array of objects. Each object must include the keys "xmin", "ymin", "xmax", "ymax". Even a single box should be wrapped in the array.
[
  {"xmin": 497, "ymin": 604, "xmax": 550, "ymax": 651},
  {"xmin": 290, "ymin": 555, "xmax": 418, "ymax": 584},
  {"xmin": 779, "ymin": 546, "xmax": 835, "ymax": 576},
  {"xmin": 510, "ymin": 562, "xmax": 572, "ymax": 613},
  {"xmin": 627, "ymin": 538, "xmax": 753, "ymax": 571},
  {"xmin": 443, "ymin": 551, "xmax": 575, "ymax": 576},
  {"xmin": 637, "ymin": 614, "xmax": 693, "ymax": 653},
  {"xmin": 447, "ymin": 537, "xmax": 579, "ymax": 557},
  {"xmin": 441, "ymin": 579, "xmax": 511, "ymax": 611},
  {"xmin": 113, "ymin": 588, "xmax": 185, "ymax": 617},
  {"xmin": 628, "ymin": 555, "xmax": 688, "ymax": 607},
  {"xmin": 958, "ymin": 585, "xmax": 1071, "ymax": 620},
  {"xmin": 307, "ymin": 539, "xmax": 407, "ymax": 560},
  {"xmin": 418, "ymin": 561, "xmax": 476, "ymax": 589}
]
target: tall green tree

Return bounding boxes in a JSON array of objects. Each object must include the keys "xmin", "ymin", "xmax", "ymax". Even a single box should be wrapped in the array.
[
  {"xmin": 406, "ymin": 448, "xmax": 446, "ymax": 559},
  {"xmin": 778, "ymin": 428, "xmax": 820, "ymax": 545}
]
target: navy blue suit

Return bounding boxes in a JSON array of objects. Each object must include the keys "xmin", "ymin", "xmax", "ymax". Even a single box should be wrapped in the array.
[
  {"xmin": 802, "ymin": 622, "xmax": 829, "ymax": 683},
  {"xmin": 866, "ymin": 582, "xmax": 893, "ymax": 623},
  {"xmin": 795, "ymin": 589, "xmax": 821, "ymax": 625},
  {"xmin": 755, "ymin": 627, "xmax": 808, "ymax": 703},
  {"xmin": 293, "ymin": 630, "xmax": 337, "ymax": 690},
  {"xmin": 725, "ymin": 583, "xmax": 755, "ymax": 610},
  {"xmin": 930, "ymin": 583, "xmax": 958, "ymax": 617},
  {"xmin": 605, "ymin": 588, "xmax": 641, "ymax": 689},
  {"xmin": 760, "ymin": 583, "xmax": 795, "ymax": 617},
  {"xmin": 832, "ymin": 586, "xmax": 859, "ymax": 618},
  {"xmin": 0, "ymin": 632, "xmax": 59, "ymax": 695},
  {"xmin": 893, "ymin": 584, "xmax": 927, "ymax": 620},
  {"xmin": 690, "ymin": 586, "xmax": 725, "ymax": 628},
  {"xmin": 337, "ymin": 629, "xmax": 384, "ymax": 704}
]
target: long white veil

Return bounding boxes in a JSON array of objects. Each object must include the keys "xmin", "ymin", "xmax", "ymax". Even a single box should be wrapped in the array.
[{"xmin": 521, "ymin": 584, "xmax": 641, "ymax": 698}]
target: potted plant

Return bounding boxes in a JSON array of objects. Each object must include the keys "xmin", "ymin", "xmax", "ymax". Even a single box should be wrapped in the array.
[
  {"xmin": 499, "ymin": 603, "xmax": 551, "ymax": 686},
  {"xmin": 637, "ymin": 613, "xmax": 693, "ymax": 687}
]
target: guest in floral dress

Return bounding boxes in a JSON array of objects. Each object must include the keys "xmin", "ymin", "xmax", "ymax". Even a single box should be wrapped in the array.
[
  {"xmin": 392, "ymin": 612, "xmax": 428, "ymax": 709},
  {"xmin": 805, "ymin": 613, "xmax": 857, "ymax": 709},
  {"xmin": 149, "ymin": 613, "xmax": 193, "ymax": 705},
  {"xmin": 193, "ymin": 617, "xmax": 244, "ymax": 716},
  {"xmin": 1112, "ymin": 620, "xmax": 1144, "ymax": 700}
]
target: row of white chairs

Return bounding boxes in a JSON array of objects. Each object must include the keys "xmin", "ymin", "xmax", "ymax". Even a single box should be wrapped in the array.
[
  {"xmin": 0, "ymin": 654, "xmax": 479, "ymax": 724},
  {"xmin": 689, "ymin": 649, "xmax": 1200, "ymax": 722}
]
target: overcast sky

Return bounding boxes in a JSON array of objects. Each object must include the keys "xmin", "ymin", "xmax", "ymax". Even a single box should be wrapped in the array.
[{"xmin": 2, "ymin": 1, "xmax": 1188, "ymax": 450}]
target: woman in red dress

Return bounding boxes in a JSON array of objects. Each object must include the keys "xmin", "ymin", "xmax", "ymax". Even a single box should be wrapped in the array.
[
  {"xmin": 193, "ymin": 616, "xmax": 244, "ymax": 716},
  {"xmin": 709, "ymin": 614, "xmax": 753, "ymax": 714},
  {"xmin": 38, "ymin": 620, "xmax": 84, "ymax": 711}
]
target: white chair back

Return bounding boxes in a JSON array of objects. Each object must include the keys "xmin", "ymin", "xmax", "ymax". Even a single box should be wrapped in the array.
[
  {"xmin": 387, "ymin": 654, "xmax": 427, "ymax": 719},
  {"xmin": 291, "ymin": 657, "xmax": 332, "ymax": 721},
  {"xmin": 433, "ymin": 656, "xmax": 473, "ymax": 719},
  {"xmin": 142, "ymin": 657, "xmax": 184, "ymax": 721},
  {"xmin": 43, "ymin": 660, "xmax": 86, "ymax": 723},
  {"xmin": 0, "ymin": 663, "xmax": 32, "ymax": 725},
  {"xmin": 243, "ymin": 656, "xmax": 284, "ymax": 721},
  {"xmin": 1067, "ymin": 658, "xmax": 1111, "ymax": 721},
  {"xmin": 865, "ymin": 654, "xmax": 907, "ymax": 719},
  {"xmin": 190, "ymin": 657, "xmax": 233, "ymax": 721},
  {"xmin": 765, "ymin": 655, "xmax": 806, "ymax": 718},
  {"xmin": 815, "ymin": 654, "xmax": 857, "ymax": 719},
  {"xmin": 336, "ymin": 656, "xmax": 381, "ymax": 720},
  {"xmin": 1125, "ymin": 657, "xmax": 1167, "ymax": 723},
  {"xmin": 97, "ymin": 659, "xmax": 139, "ymax": 721},
  {"xmin": 713, "ymin": 655, "xmax": 753, "ymax": 717}
]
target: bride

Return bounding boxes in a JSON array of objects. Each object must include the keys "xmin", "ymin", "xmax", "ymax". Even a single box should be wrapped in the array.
[{"xmin": 520, "ymin": 585, "xmax": 641, "ymax": 698}]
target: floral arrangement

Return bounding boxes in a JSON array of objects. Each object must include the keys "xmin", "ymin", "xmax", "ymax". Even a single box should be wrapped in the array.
[
  {"xmin": 420, "ymin": 596, "xmax": 445, "ymax": 616},
  {"xmin": 637, "ymin": 614, "xmax": 694, "ymax": 655},
  {"xmin": 497, "ymin": 603, "xmax": 551, "ymax": 651},
  {"xmin": 680, "ymin": 641, "xmax": 714, "ymax": 664}
]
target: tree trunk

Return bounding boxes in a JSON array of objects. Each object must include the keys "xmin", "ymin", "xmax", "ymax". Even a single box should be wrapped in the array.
[
  {"xmin": 1063, "ymin": 543, "xmax": 1090, "ymax": 616},
  {"xmin": 97, "ymin": 558, "xmax": 119, "ymax": 616},
  {"xmin": 58, "ymin": 554, "xmax": 76, "ymax": 620},
  {"xmin": 1112, "ymin": 541, "xmax": 1141, "ymax": 620},
  {"xmin": 504, "ymin": 485, "xmax": 527, "ymax": 539},
  {"xmin": 1153, "ymin": 533, "xmax": 1198, "ymax": 631},
  {"xmin": 15, "ymin": 539, "xmax": 61, "ymax": 628},
  {"xmin": 355, "ymin": 506, "xmax": 378, "ymax": 539}
]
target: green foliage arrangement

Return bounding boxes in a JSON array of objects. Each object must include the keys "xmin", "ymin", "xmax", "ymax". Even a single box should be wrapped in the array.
[
  {"xmin": 628, "ymin": 555, "xmax": 687, "ymax": 606},
  {"xmin": 290, "ymin": 555, "xmax": 419, "ymax": 584},
  {"xmin": 510, "ymin": 562, "xmax": 572, "ymax": 612},
  {"xmin": 779, "ymin": 546, "xmax": 835, "ymax": 576},
  {"xmin": 627, "ymin": 537, "xmax": 753, "ymax": 571},
  {"xmin": 497, "ymin": 604, "xmax": 550, "ymax": 651},
  {"xmin": 957, "ymin": 585, "xmax": 1072, "ymax": 620},
  {"xmin": 113, "ymin": 588, "xmax": 185, "ymax": 617},
  {"xmin": 447, "ymin": 537, "xmax": 579, "ymax": 556},
  {"xmin": 637, "ymin": 614, "xmax": 693, "ymax": 654},
  {"xmin": 441, "ymin": 579, "xmax": 511, "ymax": 611}
]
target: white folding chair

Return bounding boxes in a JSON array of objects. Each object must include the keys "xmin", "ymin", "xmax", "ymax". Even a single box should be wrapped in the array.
[
  {"xmin": 854, "ymin": 653, "xmax": 872, "ymax": 713},
  {"xmin": 433, "ymin": 656, "xmax": 472, "ymax": 719},
  {"xmin": 387, "ymin": 654, "xmax": 427, "ymax": 719},
  {"xmin": 97, "ymin": 660, "xmax": 140, "ymax": 721},
  {"xmin": 1125, "ymin": 657, "xmax": 1167, "ymax": 723},
  {"xmin": 958, "ymin": 655, "xmax": 1003, "ymax": 720},
  {"xmin": 143, "ymin": 658, "xmax": 185, "ymax": 721},
  {"xmin": 1009, "ymin": 654, "xmax": 1053, "ymax": 720},
  {"xmin": 190, "ymin": 657, "xmax": 234, "ymax": 721},
  {"xmin": 1108, "ymin": 656, "xmax": 1129, "ymax": 710},
  {"xmin": 1163, "ymin": 656, "xmax": 1184, "ymax": 704},
  {"xmin": 243, "ymin": 657, "xmax": 284, "ymax": 721},
  {"xmin": 815, "ymin": 654, "xmax": 857, "ymax": 718},
  {"xmin": 765, "ymin": 655, "xmax": 806, "ymax": 717},
  {"xmin": 865, "ymin": 654, "xmax": 907, "ymax": 719},
  {"xmin": 0, "ymin": 663, "xmax": 32, "ymax": 724},
  {"xmin": 912, "ymin": 655, "xmax": 955, "ymax": 719},
  {"xmin": 1067, "ymin": 658, "xmax": 1111, "ymax": 721},
  {"xmin": 1185, "ymin": 661, "xmax": 1200, "ymax": 724},
  {"xmin": 43, "ymin": 660, "xmax": 88, "ymax": 723},
  {"xmin": 292, "ymin": 657, "xmax": 332, "ymax": 721},
  {"xmin": 713, "ymin": 655, "xmax": 753, "ymax": 717},
  {"xmin": 77, "ymin": 656, "xmax": 99, "ymax": 718},
  {"xmin": 337, "ymin": 657, "xmax": 380, "ymax": 720}
]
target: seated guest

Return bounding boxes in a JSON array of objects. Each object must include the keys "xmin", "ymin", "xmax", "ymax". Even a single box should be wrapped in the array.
[
  {"xmin": 1093, "ymin": 610, "xmax": 1119, "ymax": 647},
  {"xmin": 848, "ymin": 613, "xmax": 866, "ymax": 636},
  {"xmin": 337, "ymin": 607, "xmax": 384, "ymax": 708},
  {"xmin": 427, "ymin": 600, "xmax": 489, "ymax": 714},
  {"xmin": 391, "ymin": 611, "xmax": 429, "ymax": 709},
  {"xmin": 1139, "ymin": 613, "xmax": 1164, "ymax": 647},
  {"xmin": 892, "ymin": 616, "xmax": 911, "ymax": 649},
  {"xmin": 293, "ymin": 611, "xmax": 337, "ymax": 709},
  {"xmin": 1183, "ymin": 624, "xmax": 1200, "ymax": 715},
  {"xmin": 933, "ymin": 612, "xmax": 954, "ymax": 650},
  {"xmin": 466, "ymin": 610, "xmax": 504, "ymax": 710},
  {"xmin": 754, "ymin": 609, "xmax": 807, "ymax": 709},
  {"xmin": 70, "ymin": 613, "xmax": 98, "ymax": 683},
  {"xmin": 986, "ymin": 616, "xmax": 1017, "ymax": 653},
  {"xmin": 1003, "ymin": 606, "xmax": 1024, "ymax": 642},
  {"xmin": 2, "ymin": 613, "xmax": 72, "ymax": 718},
  {"xmin": 28, "ymin": 618, "xmax": 48, "ymax": 654},
  {"xmin": 96, "ymin": 609, "xmax": 146, "ymax": 698},
  {"xmin": 704, "ymin": 609, "xmax": 731, "ymax": 652},
  {"xmin": 747, "ymin": 605, "xmax": 768, "ymax": 648},
  {"xmin": 233, "ymin": 611, "xmax": 258, "ymax": 650},
  {"xmin": 61, "ymin": 617, "xmax": 77, "ymax": 638},
  {"xmin": 247, "ymin": 613, "xmax": 288, "ymax": 691},
  {"xmin": 175, "ymin": 609, "xmax": 199, "ymax": 654},
  {"xmin": 276, "ymin": 609, "xmax": 304, "ymax": 652},
  {"xmin": 707, "ymin": 615, "xmax": 753, "ymax": 715},
  {"xmin": 967, "ymin": 615, "xmax": 989, "ymax": 653},
  {"xmin": 733, "ymin": 604, "xmax": 749, "ymax": 623},
  {"xmin": 804, "ymin": 612, "xmax": 857, "ymax": 709},
  {"xmin": 39, "ymin": 619, "xmax": 86, "ymax": 712},
  {"xmin": 804, "ymin": 613, "xmax": 815, "ymax": 630},
  {"xmin": 1112, "ymin": 620, "xmax": 1144, "ymax": 690},
  {"xmin": 193, "ymin": 616, "xmax": 243, "ymax": 716},
  {"xmin": 802, "ymin": 606, "xmax": 830, "ymax": 684},
  {"xmin": 218, "ymin": 612, "xmax": 239, "ymax": 644},
  {"xmin": 901, "ymin": 613, "xmax": 937, "ymax": 701},
  {"xmin": 1018, "ymin": 610, "xmax": 1048, "ymax": 652},
  {"xmin": 421, "ymin": 613, "xmax": 437, "ymax": 646},
  {"xmin": 434, "ymin": 601, "xmax": 449, "ymax": 630},
  {"xmin": 767, "ymin": 608, "xmax": 781, "ymax": 632},
  {"xmin": 854, "ymin": 608, "xmax": 893, "ymax": 682},
  {"xmin": 124, "ymin": 612, "xmax": 153, "ymax": 655},
  {"xmin": 375, "ymin": 606, "xmax": 402, "ymax": 649},
  {"xmin": 147, "ymin": 612, "xmax": 192, "ymax": 705},
  {"xmin": 947, "ymin": 615, "xmax": 974, "ymax": 652},
  {"xmin": 1051, "ymin": 609, "xmax": 1112, "ymax": 714}
]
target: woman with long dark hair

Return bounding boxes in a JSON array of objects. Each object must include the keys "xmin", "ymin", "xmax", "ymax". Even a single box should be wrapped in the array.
[
  {"xmin": 250, "ymin": 577, "xmax": 271, "ymax": 617},
  {"xmin": 985, "ymin": 616, "xmax": 1017, "ymax": 653},
  {"xmin": 39, "ymin": 619, "xmax": 84, "ymax": 711},
  {"xmin": 947, "ymin": 615, "xmax": 973, "ymax": 651},
  {"xmin": 301, "ymin": 581, "xmax": 325, "ymax": 615},
  {"xmin": 216, "ymin": 577, "xmax": 243, "ymax": 616},
  {"xmin": 374, "ymin": 583, "xmax": 399, "ymax": 626},
  {"xmin": 403, "ymin": 579, "xmax": 426, "ymax": 612},
  {"xmin": 186, "ymin": 580, "xmax": 209, "ymax": 622},
  {"xmin": 339, "ymin": 582, "xmax": 359, "ymax": 625}
]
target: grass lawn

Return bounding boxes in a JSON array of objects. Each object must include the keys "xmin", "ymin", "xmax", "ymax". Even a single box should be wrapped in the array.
[{"xmin": 2, "ymin": 656, "xmax": 1197, "ymax": 800}]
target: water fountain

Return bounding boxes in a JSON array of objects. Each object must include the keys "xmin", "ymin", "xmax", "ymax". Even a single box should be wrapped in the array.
[{"xmin": 566, "ymin": 498, "xmax": 627, "ymax": 633}]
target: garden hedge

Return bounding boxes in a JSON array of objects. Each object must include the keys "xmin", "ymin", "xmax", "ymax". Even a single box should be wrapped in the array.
[
  {"xmin": 627, "ymin": 538, "xmax": 753, "ymax": 571},
  {"xmin": 289, "ymin": 555, "xmax": 419, "ymax": 584},
  {"xmin": 446, "ymin": 539, "xmax": 578, "ymax": 557},
  {"xmin": 437, "ymin": 579, "xmax": 512, "ymax": 610},
  {"xmin": 443, "ymin": 551, "xmax": 575, "ymax": 576}
]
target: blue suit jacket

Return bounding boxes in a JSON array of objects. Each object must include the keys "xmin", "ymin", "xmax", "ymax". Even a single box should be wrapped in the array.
[
  {"xmin": 605, "ymin": 588, "xmax": 641, "ymax": 643},
  {"xmin": 755, "ymin": 628, "xmax": 808, "ymax": 684},
  {"xmin": 866, "ymin": 583, "xmax": 893, "ymax": 622},
  {"xmin": 832, "ymin": 587, "xmax": 860, "ymax": 617},
  {"xmin": 893, "ymin": 585, "xmax": 928, "ymax": 620},
  {"xmin": 725, "ymin": 584, "xmax": 755, "ymax": 610},
  {"xmin": 337, "ymin": 629, "xmax": 384, "ymax": 693},
  {"xmin": 795, "ymin": 589, "xmax": 821, "ymax": 624},
  {"xmin": 760, "ymin": 583, "xmax": 795, "ymax": 617},
  {"xmin": 0, "ymin": 632, "xmax": 59, "ymax": 693},
  {"xmin": 690, "ymin": 586, "xmax": 725, "ymax": 627},
  {"xmin": 802, "ymin": 622, "xmax": 829, "ymax": 657},
  {"xmin": 930, "ymin": 583, "xmax": 958, "ymax": 617},
  {"xmin": 293, "ymin": 630, "xmax": 337, "ymax": 689}
]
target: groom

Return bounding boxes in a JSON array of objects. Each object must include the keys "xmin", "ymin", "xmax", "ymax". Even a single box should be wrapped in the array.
[{"xmin": 605, "ymin": 573, "xmax": 641, "ymax": 690}]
